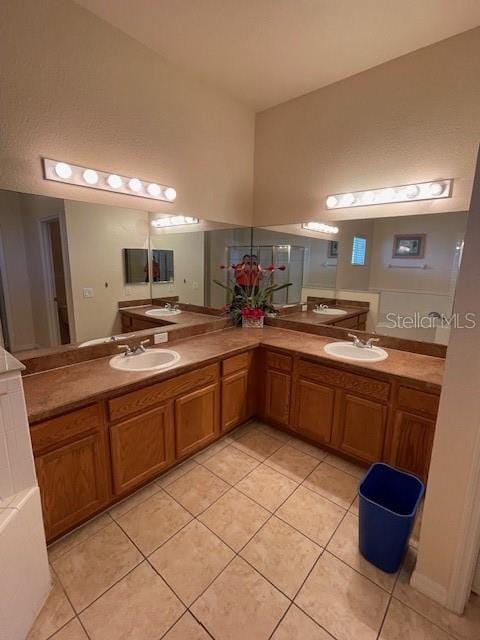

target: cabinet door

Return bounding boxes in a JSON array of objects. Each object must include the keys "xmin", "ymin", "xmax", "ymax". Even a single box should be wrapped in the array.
[
  {"xmin": 35, "ymin": 432, "xmax": 109, "ymax": 541},
  {"xmin": 222, "ymin": 370, "xmax": 248, "ymax": 432},
  {"xmin": 175, "ymin": 383, "xmax": 219, "ymax": 458},
  {"xmin": 388, "ymin": 410, "xmax": 435, "ymax": 481},
  {"xmin": 110, "ymin": 404, "xmax": 174, "ymax": 496},
  {"xmin": 293, "ymin": 378, "xmax": 335, "ymax": 444},
  {"xmin": 264, "ymin": 369, "xmax": 291, "ymax": 426},
  {"xmin": 336, "ymin": 392, "xmax": 387, "ymax": 463}
]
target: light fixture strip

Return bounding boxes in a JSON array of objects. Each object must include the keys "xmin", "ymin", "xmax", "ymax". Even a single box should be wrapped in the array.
[
  {"xmin": 325, "ymin": 179, "xmax": 453, "ymax": 210},
  {"xmin": 42, "ymin": 158, "xmax": 177, "ymax": 203},
  {"xmin": 302, "ymin": 222, "xmax": 339, "ymax": 235},
  {"xmin": 151, "ymin": 216, "xmax": 199, "ymax": 228}
]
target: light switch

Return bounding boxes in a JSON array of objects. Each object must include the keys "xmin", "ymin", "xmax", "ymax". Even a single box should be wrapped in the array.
[{"xmin": 83, "ymin": 287, "xmax": 94, "ymax": 298}]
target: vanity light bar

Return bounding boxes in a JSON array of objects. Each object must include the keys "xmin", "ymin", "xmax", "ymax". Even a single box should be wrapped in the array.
[
  {"xmin": 42, "ymin": 158, "xmax": 177, "ymax": 203},
  {"xmin": 151, "ymin": 216, "xmax": 199, "ymax": 228},
  {"xmin": 325, "ymin": 179, "xmax": 453, "ymax": 210},
  {"xmin": 302, "ymin": 222, "xmax": 339, "ymax": 234}
]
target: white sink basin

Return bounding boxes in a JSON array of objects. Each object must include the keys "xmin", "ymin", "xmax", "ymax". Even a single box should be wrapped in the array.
[
  {"xmin": 109, "ymin": 349, "xmax": 181, "ymax": 372},
  {"xmin": 146, "ymin": 308, "xmax": 182, "ymax": 317},
  {"xmin": 324, "ymin": 341, "xmax": 388, "ymax": 363},
  {"xmin": 313, "ymin": 308, "xmax": 347, "ymax": 316}
]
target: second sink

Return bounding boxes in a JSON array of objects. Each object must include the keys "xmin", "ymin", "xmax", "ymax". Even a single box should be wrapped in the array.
[
  {"xmin": 324, "ymin": 341, "xmax": 388, "ymax": 363},
  {"xmin": 146, "ymin": 308, "xmax": 182, "ymax": 317},
  {"xmin": 109, "ymin": 349, "xmax": 181, "ymax": 372}
]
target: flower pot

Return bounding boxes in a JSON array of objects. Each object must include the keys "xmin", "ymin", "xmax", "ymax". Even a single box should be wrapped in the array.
[{"xmin": 241, "ymin": 316, "xmax": 264, "ymax": 329}]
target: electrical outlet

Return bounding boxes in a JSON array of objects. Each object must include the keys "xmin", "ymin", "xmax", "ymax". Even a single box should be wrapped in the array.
[
  {"xmin": 83, "ymin": 287, "xmax": 94, "ymax": 298},
  {"xmin": 154, "ymin": 332, "xmax": 168, "ymax": 344},
  {"xmin": 192, "ymin": 281, "xmax": 199, "ymax": 290}
]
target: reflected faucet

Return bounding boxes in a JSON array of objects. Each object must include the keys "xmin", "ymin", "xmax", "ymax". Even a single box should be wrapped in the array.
[
  {"xmin": 314, "ymin": 304, "xmax": 328, "ymax": 311},
  {"xmin": 348, "ymin": 333, "xmax": 380, "ymax": 349},
  {"xmin": 117, "ymin": 339, "xmax": 150, "ymax": 356}
]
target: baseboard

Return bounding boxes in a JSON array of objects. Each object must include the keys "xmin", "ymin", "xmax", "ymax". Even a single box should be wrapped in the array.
[{"xmin": 410, "ymin": 569, "xmax": 448, "ymax": 606}]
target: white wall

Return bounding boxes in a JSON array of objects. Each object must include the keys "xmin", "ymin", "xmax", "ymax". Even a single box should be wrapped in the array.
[
  {"xmin": 151, "ymin": 231, "xmax": 205, "ymax": 306},
  {"xmin": 0, "ymin": 0, "xmax": 254, "ymax": 227},
  {"xmin": 254, "ymin": 28, "xmax": 480, "ymax": 226},
  {"xmin": 64, "ymin": 201, "xmax": 150, "ymax": 342}
]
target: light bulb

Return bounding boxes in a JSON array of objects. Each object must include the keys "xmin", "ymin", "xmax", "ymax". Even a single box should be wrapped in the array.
[
  {"xmin": 404, "ymin": 184, "xmax": 420, "ymax": 199},
  {"xmin": 164, "ymin": 187, "xmax": 177, "ymax": 201},
  {"xmin": 107, "ymin": 174, "xmax": 122, "ymax": 189},
  {"xmin": 361, "ymin": 190, "xmax": 376, "ymax": 204},
  {"xmin": 55, "ymin": 162, "xmax": 72, "ymax": 179},
  {"xmin": 428, "ymin": 182, "xmax": 444, "ymax": 197},
  {"xmin": 326, "ymin": 196, "xmax": 338, "ymax": 208},
  {"xmin": 82, "ymin": 169, "xmax": 99, "ymax": 185},
  {"xmin": 128, "ymin": 178, "xmax": 142, "ymax": 193},
  {"xmin": 147, "ymin": 183, "xmax": 161, "ymax": 197},
  {"xmin": 342, "ymin": 193, "xmax": 355, "ymax": 206}
]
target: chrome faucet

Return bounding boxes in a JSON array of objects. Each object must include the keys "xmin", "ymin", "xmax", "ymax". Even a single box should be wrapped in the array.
[
  {"xmin": 348, "ymin": 333, "xmax": 380, "ymax": 349},
  {"xmin": 314, "ymin": 304, "xmax": 328, "ymax": 311},
  {"xmin": 117, "ymin": 339, "xmax": 150, "ymax": 356}
]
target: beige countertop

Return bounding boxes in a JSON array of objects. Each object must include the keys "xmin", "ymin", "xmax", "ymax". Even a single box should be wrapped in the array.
[
  {"xmin": 23, "ymin": 327, "xmax": 444, "ymax": 424},
  {"xmin": 278, "ymin": 307, "xmax": 367, "ymax": 326}
]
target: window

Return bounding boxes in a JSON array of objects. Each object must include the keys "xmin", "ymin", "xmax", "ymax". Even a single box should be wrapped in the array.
[
  {"xmin": 151, "ymin": 249, "xmax": 174, "ymax": 282},
  {"xmin": 351, "ymin": 236, "xmax": 367, "ymax": 266}
]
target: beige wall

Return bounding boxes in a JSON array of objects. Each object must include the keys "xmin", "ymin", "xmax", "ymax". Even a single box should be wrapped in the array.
[
  {"xmin": 335, "ymin": 220, "xmax": 374, "ymax": 291},
  {"xmin": 150, "ymin": 231, "xmax": 205, "ymax": 306},
  {"xmin": 0, "ymin": 0, "xmax": 254, "ymax": 227},
  {"xmin": 64, "ymin": 201, "xmax": 150, "ymax": 342},
  {"xmin": 254, "ymin": 28, "xmax": 480, "ymax": 226}
]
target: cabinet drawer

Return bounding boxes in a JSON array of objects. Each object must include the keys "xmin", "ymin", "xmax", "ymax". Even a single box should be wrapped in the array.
[
  {"xmin": 222, "ymin": 351, "xmax": 251, "ymax": 376},
  {"xmin": 298, "ymin": 359, "xmax": 390, "ymax": 402},
  {"xmin": 30, "ymin": 403, "xmax": 104, "ymax": 454},
  {"xmin": 397, "ymin": 386, "xmax": 439, "ymax": 418},
  {"xmin": 265, "ymin": 351, "xmax": 292, "ymax": 372},
  {"xmin": 108, "ymin": 364, "xmax": 219, "ymax": 421}
]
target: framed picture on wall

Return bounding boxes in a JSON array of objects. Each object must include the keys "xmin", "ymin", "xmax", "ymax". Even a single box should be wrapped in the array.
[
  {"xmin": 392, "ymin": 234, "xmax": 426, "ymax": 259},
  {"xmin": 327, "ymin": 240, "xmax": 338, "ymax": 259}
]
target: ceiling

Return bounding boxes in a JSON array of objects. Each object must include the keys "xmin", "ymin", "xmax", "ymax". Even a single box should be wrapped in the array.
[{"xmin": 75, "ymin": 0, "xmax": 480, "ymax": 111}]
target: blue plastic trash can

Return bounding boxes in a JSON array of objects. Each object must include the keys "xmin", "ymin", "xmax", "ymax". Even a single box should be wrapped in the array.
[{"xmin": 358, "ymin": 462, "xmax": 424, "ymax": 573}]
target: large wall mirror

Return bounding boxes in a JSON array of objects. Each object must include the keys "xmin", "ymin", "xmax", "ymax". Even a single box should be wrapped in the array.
[{"xmin": 254, "ymin": 210, "xmax": 467, "ymax": 345}]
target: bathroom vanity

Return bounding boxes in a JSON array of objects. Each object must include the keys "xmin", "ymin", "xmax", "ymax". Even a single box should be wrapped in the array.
[{"xmin": 22, "ymin": 327, "xmax": 442, "ymax": 542}]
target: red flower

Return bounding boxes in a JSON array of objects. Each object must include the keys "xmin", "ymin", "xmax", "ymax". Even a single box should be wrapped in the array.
[
  {"xmin": 278, "ymin": 265, "xmax": 287, "ymax": 271},
  {"xmin": 240, "ymin": 306, "xmax": 264, "ymax": 319},
  {"xmin": 266, "ymin": 265, "xmax": 275, "ymax": 272}
]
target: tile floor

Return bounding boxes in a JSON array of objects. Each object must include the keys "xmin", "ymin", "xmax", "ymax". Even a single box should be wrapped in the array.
[{"xmin": 28, "ymin": 420, "xmax": 480, "ymax": 640}]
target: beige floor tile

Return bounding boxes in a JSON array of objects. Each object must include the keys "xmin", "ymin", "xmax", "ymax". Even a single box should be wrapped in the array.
[
  {"xmin": 288, "ymin": 437, "xmax": 329, "ymax": 461},
  {"xmin": 202, "ymin": 444, "xmax": 259, "ymax": 483},
  {"xmin": 231, "ymin": 429, "xmax": 283, "ymax": 461},
  {"xmin": 80, "ymin": 562, "xmax": 184, "ymax": 640},
  {"xmin": 156, "ymin": 459, "xmax": 198, "ymax": 488},
  {"xmin": 194, "ymin": 438, "xmax": 229, "ymax": 463},
  {"xmin": 198, "ymin": 488, "xmax": 270, "ymax": 551},
  {"xmin": 149, "ymin": 519, "xmax": 234, "ymax": 605},
  {"xmin": 236, "ymin": 463, "xmax": 298, "ymax": 512},
  {"xmin": 296, "ymin": 552, "xmax": 389, "ymax": 640},
  {"xmin": 48, "ymin": 513, "xmax": 112, "ymax": 562},
  {"xmin": 380, "ymin": 598, "xmax": 455, "ymax": 640},
  {"xmin": 254, "ymin": 422, "xmax": 292, "ymax": 443},
  {"xmin": 109, "ymin": 480, "xmax": 162, "ymax": 519},
  {"xmin": 50, "ymin": 619, "xmax": 88, "ymax": 640},
  {"xmin": 164, "ymin": 464, "xmax": 229, "ymax": 515},
  {"xmin": 304, "ymin": 462, "xmax": 359, "ymax": 509},
  {"xmin": 116, "ymin": 490, "xmax": 192, "ymax": 555},
  {"xmin": 191, "ymin": 556, "xmax": 289, "ymax": 640},
  {"xmin": 324, "ymin": 452, "xmax": 367, "ymax": 479},
  {"xmin": 163, "ymin": 612, "xmax": 212, "ymax": 640},
  {"xmin": 52, "ymin": 522, "xmax": 142, "ymax": 613},
  {"xmin": 327, "ymin": 511, "xmax": 397, "ymax": 592},
  {"xmin": 394, "ymin": 548, "xmax": 480, "ymax": 640},
  {"xmin": 229, "ymin": 422, "xmax": 261, "ymax": 440},
  {"xmin": 265, "ymin": 444, "xmax": 320, "ymax": 481},
  {"xmin": 276, "ymin": 485, "xmax": 345, "ymax": 546},
  {"xmin": 350, "ymin": 495, "xmax": 359, "ymax": 515},
  {"xmin": 272, "ymin": 605, "xmax": 333, "ymax": 640},
  {"xmin": 241, "ymin": 516, "xmax": 321, "ymax": 598},
  {"xmin": 27, "ymin": 575, "xmax": 74, "ymax": 640}
]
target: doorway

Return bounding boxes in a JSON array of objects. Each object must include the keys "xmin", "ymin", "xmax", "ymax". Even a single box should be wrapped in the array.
[{"xmin": 41, "ymin": 218, "xmax": 71, "ymax": 344}]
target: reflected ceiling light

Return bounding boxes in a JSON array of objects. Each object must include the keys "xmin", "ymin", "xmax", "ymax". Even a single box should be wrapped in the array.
[
  {"xmin": 42, "ymin": 158, "xmax": 176, "ymax": 202},
  {"xmin": 325, "ymin": 179, "xmax": 453, "ymax": 209},
  {"xmin": 82, "ymin": 169, "xmax": 99, "ymax": 185},
  {"xmin": 54, "ymin": 162, "xmax": 72, "ymax": 179},
  {"xmin": 151, "ymin": 215, "xmax": 199, "ymax": 228},
  {"xmin": 302, "ymin": 222, "xmax": 339, "ymax": 234},
  {"xmin": 106, "ymin": 174, "xmax": 122, "ymax": 189}
]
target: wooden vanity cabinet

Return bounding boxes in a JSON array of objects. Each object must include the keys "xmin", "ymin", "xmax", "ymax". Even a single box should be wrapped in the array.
[
  {"xmin": 30, "ymin": 404, "xmax": 110, "ymax": 541},
  {"xmin": 175, "ymin": 383, "xmax": 219, "ymax": 457},
  {"xmin": 221, "ymin": 351, "xmax": 256, "ymax": 432},
  {"xmin": 335, "ymin": 391, "xmax": 387, "ymax": 463},
  {"xmin": 262, "ymin": 350, "xmax": 293, "ymax": 426},
  {"xmin": 292, "ymin": 378, "xmax": 335, "ymax": 444}
]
